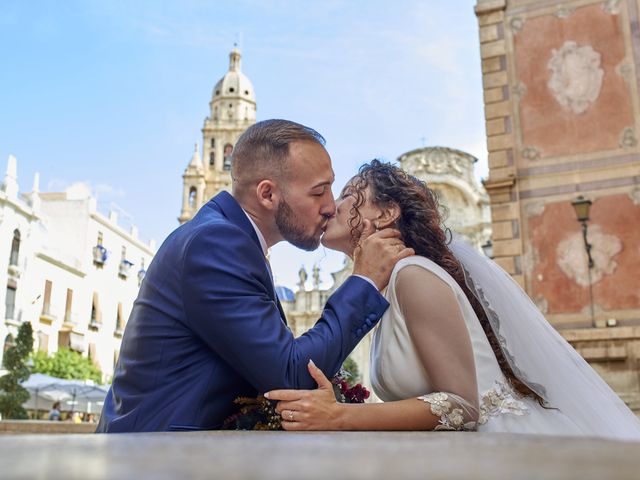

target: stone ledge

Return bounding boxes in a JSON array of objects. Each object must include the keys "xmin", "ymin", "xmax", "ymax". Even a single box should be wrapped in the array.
[
  {"xmin": 1, "ymin": 431, "xmax": 638, "ymax": 480},
  {"xmin": 0, "ymin": 420, "xmax": 96, "ymax": 435}
]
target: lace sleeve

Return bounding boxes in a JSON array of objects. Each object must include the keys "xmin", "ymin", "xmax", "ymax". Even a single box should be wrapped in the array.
[
  {"xmin": 418, "ymin": 392, "xmax": 478, "ymax": 431},
  {"xmin": 395, "ymin": 264, "xmax": 480, "ymax": 431}
]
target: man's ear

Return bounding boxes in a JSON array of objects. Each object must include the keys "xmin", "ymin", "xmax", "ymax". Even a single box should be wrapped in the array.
[
  {"xmin": 255, "ymin": 179, "xmax": 280, "ymax": 211},
  {"xmin": 376, "ymin": 202, "xmax": 401, "ymax": 229}
]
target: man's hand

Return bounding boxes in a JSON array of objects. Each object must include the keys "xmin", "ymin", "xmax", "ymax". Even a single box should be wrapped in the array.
[{"xmin": 352, "ymin": 220, "xmax": 415, "ymax": 290}]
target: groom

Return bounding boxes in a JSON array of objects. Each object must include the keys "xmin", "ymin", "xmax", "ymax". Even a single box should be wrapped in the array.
[{"xmin": 97, "ymin": 119, "xmax": 413, "ymax": 432}]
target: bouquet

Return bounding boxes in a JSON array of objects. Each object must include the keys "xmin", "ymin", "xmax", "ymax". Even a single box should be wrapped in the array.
[{"xmin": 223, "ymin": 369, "xmax": 370, "ymax": 430}]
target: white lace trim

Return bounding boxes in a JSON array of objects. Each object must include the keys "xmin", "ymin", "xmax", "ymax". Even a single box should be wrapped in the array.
[
  {"xmin": 418, "ymin": 392, "xmax": 477, "ymax": 431},
  {"xmin": 418, "ymin": 380, "xmax": 530, "ymax": 431},
  {"xmin": 478, "ymin": 380, "xmax": 529, "ymax": 425}
]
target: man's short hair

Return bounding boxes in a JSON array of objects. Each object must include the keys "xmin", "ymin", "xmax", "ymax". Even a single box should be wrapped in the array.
[{"xmin": 231, "ymin": 119, "xmax": 325, "ymax": 191}]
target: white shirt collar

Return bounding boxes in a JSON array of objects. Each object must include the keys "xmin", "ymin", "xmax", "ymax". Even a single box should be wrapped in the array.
[{"xmin": 242, "ymin": 209, "xmax": 268, "ymax": 256}]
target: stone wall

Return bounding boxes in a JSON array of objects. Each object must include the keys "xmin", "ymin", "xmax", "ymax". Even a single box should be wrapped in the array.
[{"xmin": 475, "ymin": 0, "xmax": 640, "ymax": 413}]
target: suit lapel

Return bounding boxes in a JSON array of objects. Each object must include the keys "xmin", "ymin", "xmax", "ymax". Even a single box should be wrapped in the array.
[{"xmin": 209, "ymin": 192, "xmax": 288, "ymax": 326}]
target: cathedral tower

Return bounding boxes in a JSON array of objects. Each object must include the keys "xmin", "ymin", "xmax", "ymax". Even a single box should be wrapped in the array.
[{"xmin": 179, "ymin": 47, "xmax": 257, "ymax": 223}]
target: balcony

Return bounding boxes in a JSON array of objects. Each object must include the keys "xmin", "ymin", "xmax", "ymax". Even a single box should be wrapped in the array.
[
  {"xmin": 39, "ymin": 303, "xmax": 57, "ymax": 325},
  {"xmin": 92, "ymin": 245, "xmax": 108, "ymax": 266},
  {"xmin": 119, "ymin": 259, "xmax": 134, "ymax": 279}
]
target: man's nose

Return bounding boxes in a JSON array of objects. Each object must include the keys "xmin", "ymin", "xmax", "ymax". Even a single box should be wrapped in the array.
[{"xmin": 321, "ymin": 196, "xmax": 336, "ymax": 218}]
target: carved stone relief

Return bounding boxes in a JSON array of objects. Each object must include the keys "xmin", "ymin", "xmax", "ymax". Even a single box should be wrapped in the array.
[
  {"xmin": 602, "ymin": 0, "xmax": 621, "ymax": 15},
  {"xmin": 556, "ymin": 225, "xmax": 622, "ymax": 288},
  {"xmin": 524, "ymin": 201, "xmax": 545, "ymax": 218},
  {"xmin": 615, "ymin": 60, "xmax": 632, "ymax": 82},
  {"xmin": 619, "ymin": 127, "xmax": 638, "ymax": 148},
  {"xmin": 547, "ymin": 41, "xmax": 604, "ymax": 115},
  {"xmin": 521, "ymin": 146, "xmax": 541, "ymax": 160},
  {"xmin": 512, "ymin": 82, "xmax": 527, "ymax": 100},
  {"xmin": 510, "ymin": 17, "xmax": 524, "ymax": 34}
]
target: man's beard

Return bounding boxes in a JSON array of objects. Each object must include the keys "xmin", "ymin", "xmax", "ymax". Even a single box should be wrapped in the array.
[{"xmin": 275, "ymin": 196, "xmax": 321, "ymax": 251}]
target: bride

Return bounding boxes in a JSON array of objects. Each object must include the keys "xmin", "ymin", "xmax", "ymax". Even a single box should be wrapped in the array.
[{"xmin": 265, "ymin": 160, "xmax": 640, "ymax": 440}]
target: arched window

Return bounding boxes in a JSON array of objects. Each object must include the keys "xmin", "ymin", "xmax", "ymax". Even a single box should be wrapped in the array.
[
  {"xmin": 5, "ymin": 283, "xmax": 16, "ymax": 320},
  {"xmin": 188, "ymin": 187, "xmax": 197, "ymax": 209},
  {"xmin": 209, "ymin": 151, "xmax": 215, "ymax": 166},
  {"xmin": 223, "ymin": 144, "xmax": 233, "ymax": 171},
  {"xmin": 9, "ymin": 229, "xmax": 20, "ymax": 266},
  {"xmin": 210, "ymin": 138, "xmax": 215, "ymax": 148}
]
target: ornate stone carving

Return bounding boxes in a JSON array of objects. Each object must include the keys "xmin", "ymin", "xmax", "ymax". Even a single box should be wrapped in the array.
[
  {"xmin": 524, "ymin": 201, "xmax": 545, "ymax": 218},
  {"xmin": 602, "ymin": 0, "xmax": 621, "ymax": 15},
  {"xmin": 512, "ymin": 82, "xmax": 527, "ymax": 100},
  {"xmin": 615, "ymin": 60, "xmax": 632, "ymax": 82},
  {"xmin": 619, "ymin": 127, "xmax": 638, "ymax": 148},
  {"xmin": 521, "ymin": 146, "xmax": 541, "ymax": 160},
  {"xmin": 510, "ymin": 17, "xmax": 524, "ymax": 34},
  {"xmin": 556, "ymin": 225, "xmax": 622, "ymax": 288},
  {"xmin": 547, "ymin": 41, "xmax": 604, "ymax": 115}
]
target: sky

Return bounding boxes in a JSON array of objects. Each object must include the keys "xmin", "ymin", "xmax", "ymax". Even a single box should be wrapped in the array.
[{"xmin": 0, "ymin": 0, "xmax": 487, "ymax": 291}]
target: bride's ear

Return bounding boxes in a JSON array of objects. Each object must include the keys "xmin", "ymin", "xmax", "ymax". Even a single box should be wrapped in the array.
[{"xmin": 376, "ymin": 202, "xmax": 401, "ymax": 229}]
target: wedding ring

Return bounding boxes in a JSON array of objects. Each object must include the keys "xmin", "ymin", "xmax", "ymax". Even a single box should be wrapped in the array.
[{"xmin": 288, "ymin": 411, "xmax": 294, "ymax": 421}]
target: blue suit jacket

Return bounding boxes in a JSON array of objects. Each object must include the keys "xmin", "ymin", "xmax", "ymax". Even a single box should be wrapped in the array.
[{"xmin": 97, "ymin": 191, "xmax": 388, "ymax": 432}]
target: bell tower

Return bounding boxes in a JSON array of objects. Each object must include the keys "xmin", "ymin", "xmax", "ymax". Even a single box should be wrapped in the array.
[{"xmin": 179, "ymin": 47, "xmax": 257, "ymax": 224}]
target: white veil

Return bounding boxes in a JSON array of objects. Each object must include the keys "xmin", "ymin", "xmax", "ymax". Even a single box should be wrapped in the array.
[{"xmin": 449, "ymin": 236, "xmax": 640, "ymax": 441}]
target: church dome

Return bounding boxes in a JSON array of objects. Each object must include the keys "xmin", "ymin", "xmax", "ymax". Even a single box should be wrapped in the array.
[{"xmin": 211, "ymin": 48, "xmax": 256, "ymax": 104}]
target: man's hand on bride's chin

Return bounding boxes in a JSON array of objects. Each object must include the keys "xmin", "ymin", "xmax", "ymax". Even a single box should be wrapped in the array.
[
  {"xmin": 353, "ymin": 219, "xmax": 415, "ymax": 290},
  {"xmin": 264, "ymin": 360, "xmax": 344, "ymax": 431}
]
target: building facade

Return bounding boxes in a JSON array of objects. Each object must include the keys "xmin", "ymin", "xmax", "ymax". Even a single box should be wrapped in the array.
[
  {"xmin": 475, "ymin": 0, "xmax": 640, "ymax": 412},
  {"xmin": 0, "ymin": 156, "xmax": 155, "ymax": 382}
]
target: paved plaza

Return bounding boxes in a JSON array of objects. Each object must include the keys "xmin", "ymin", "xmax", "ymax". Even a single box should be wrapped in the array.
[{"xmin": 2, "ymin": 431, "xmax": 639, "ymax": 479}]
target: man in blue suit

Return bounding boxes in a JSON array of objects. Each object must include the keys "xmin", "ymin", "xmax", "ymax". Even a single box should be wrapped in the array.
[{"xmin": 97, "ymin": 120, "xmax": 413, "ymax": 432}]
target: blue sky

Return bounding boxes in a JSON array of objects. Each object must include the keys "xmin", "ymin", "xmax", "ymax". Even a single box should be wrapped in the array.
[{"xmin": 0, "ymin": 0, "xmax": 487, "ymax": 290}]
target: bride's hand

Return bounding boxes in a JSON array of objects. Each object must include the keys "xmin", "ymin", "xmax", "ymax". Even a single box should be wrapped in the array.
[{"xmin": 265, "ymin": 360, "xmax": 343, "ymax": 431}]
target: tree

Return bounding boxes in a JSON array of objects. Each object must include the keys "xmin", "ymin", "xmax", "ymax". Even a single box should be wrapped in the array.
[
  {"xmin": 341, "ymin": 356, "xmax": 361, "ymax": 386},
  {"xmin": 0, "ymin": 322, "xmax": 33, "ymax": 419},
  {"xmin": 31, "ymin": 348, "xmax": 102, "ymax": 384}
]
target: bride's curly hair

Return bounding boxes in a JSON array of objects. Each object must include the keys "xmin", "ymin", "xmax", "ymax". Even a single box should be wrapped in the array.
[{"xmin": 347, "ymin": 159, "xmax": 544, "ymax": 405}]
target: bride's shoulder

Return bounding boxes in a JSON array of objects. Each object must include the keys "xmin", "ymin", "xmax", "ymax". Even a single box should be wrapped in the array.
[{"xmin": 391, "ymin": 255, "xmax": 458, "ymax": 291}]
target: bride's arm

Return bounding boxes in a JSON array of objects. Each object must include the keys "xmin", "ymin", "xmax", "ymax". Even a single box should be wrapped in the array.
[{"xmin": 266, "ymin": 265, "xmax": 480, "ymax": 431}]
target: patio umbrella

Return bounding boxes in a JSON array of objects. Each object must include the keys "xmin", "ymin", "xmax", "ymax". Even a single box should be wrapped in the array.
[{"xmin": 21, "ymin": 373, "xmax": 109, "ymax": 416}]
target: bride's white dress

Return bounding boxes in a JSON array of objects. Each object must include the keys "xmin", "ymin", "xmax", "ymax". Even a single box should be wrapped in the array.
[{"xmin": 370, "ymin": 255, "xmax": 599, "ymax": 435}]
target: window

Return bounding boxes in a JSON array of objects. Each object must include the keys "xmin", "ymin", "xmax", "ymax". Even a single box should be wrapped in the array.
[
  {"xmin": 223, "ymin": 144, "xmax": 233, "ymax": 171},
  {"xmin": 9, "ymin": 229, "xmax": 20, "ymax": 266},
  {"xmin": 209, "ymin": 151, "xmax": 215, "ymax": 166},
  {"xmin": 42, "ymin": 280, "xmax": 52, "ymax": 315},
  {"xmin": 210, "ymin": 138, "xmax": 215, "ymax": 148},
  {"xmin": 5, "ymin": 284, "xmax": 16, "ymax": 320},
  {"xmin": 229, "ymin": 87, "xmax": 235, "ymax": 93},
  {"xmin": 244, "ymin": 90, "xmax": 249, "ymax": 95},
  {"xmin": 65, "ymin": 289, "xmax": 73, "ymax": 323},
  {"xmin": 189, "ymin": 187, "xmax": 197, "ymax": 209},
  {"xmin": 90, "ymin": 292, "xmax": 101, "ymax": 328},
  {"xmin": 115, "ymin": 302, "xmax": 124, "ymax": 334}
]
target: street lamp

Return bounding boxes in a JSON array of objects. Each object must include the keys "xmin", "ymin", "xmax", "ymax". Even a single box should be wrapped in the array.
[
  {"xmin": 571, "ymin": 195, "xmax": 595, "ymax": 326},
  {"xmin": 481, "ymin": 239, "xmax": 493, "ymax": 259}
]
